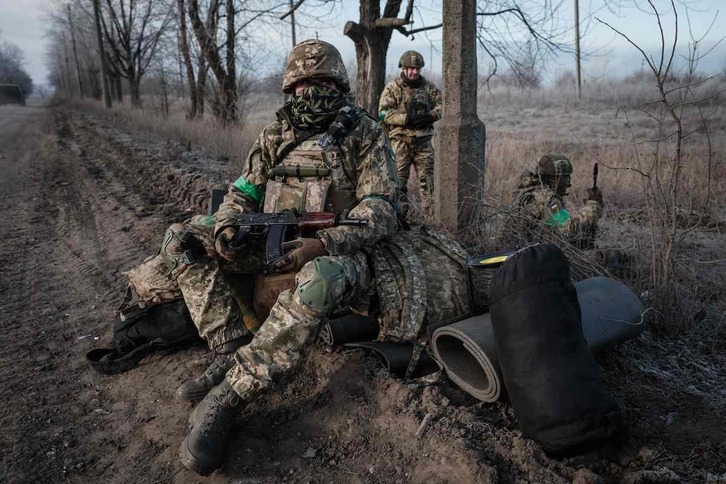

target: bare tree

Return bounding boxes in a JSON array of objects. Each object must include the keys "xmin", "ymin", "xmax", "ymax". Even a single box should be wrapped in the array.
[
  {"xmin": 188, "ymin": 0, "xmax": 239, "ymax": 124},
  {"xmin": 101, "ymin": 0, "xmax": 173, "ymax": 105},
  {"xmin": 343, "ymin": 0, "xmax": 413, "ymax": 117},
  {"xmin": 177, "ymin": 0, "xmax": 199, "ymax": 117},
  {"xmin": 596, "ymin": 0, "xmax": 723, "ymax": 326}
]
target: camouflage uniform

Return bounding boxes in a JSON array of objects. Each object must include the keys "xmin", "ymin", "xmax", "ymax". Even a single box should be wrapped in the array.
[
  {"xmin": 180, "ymin": 40, "xmax": 471, "ymax": 477},
  {"xmin": 379, "ymin": 51, "xmax": 443, "ymax": 218},
  {"xmin": 515, "ymin": 153, "xmax": 603, "ymax": 247},
  {"xmin": 205, "ymin": 40, "xmax": 399, "ymax": 397}
]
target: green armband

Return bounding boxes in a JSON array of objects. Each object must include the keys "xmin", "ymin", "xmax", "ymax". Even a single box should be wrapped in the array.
[
  {"xmin": 545, "ymin": 201, "xmax": 570, "ymax": 227},
  {"xmin": 232, "ymin": 176, "xmax": 264, "ymax": 204},
  {"xmin": 378, "ymin": 109, "xmax": 387, "ymax": 122}
]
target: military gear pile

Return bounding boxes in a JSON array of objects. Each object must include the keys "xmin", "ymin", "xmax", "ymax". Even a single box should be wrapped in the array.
[
  {"xmin": 399, "ymin": 50, "xmax": 425, "ymax": 68},
  {"xmin": 282, "ymin": 39, "xmax": 350, "ymax": 94},
  {"xmin": 372, "ymin": 226, "xmax": 471, "ymax": 342}
]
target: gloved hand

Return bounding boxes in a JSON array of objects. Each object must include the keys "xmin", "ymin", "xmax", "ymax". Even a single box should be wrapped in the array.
[
  {"xmin": 410, "ymin": 112, "xmax": 437, "ymax": 128},
  {"xmin": 273, "ymin": 238, "xmax": 327, "ymax": 273},
  {"xmin": 585, "ymin": 187, "xmax": 604, "ymax": 204},
  {"xmin": 215, "ymin": 227, "xmax": 242, "ymax": 261}
]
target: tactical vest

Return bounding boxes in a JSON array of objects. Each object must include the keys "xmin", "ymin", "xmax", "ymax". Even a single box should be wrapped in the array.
[
  {"xmin": 387, "ymin": 77, "xmax": 436, "ymax": 138},
  {"xmin": 263, "ymin": 136, "xmax": 357, "ymax": 215}
]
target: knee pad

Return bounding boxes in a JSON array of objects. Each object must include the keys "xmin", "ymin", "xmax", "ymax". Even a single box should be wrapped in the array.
[
  {"xmin": 294, "ymin": 257, "xmax": 348, "ymax": 313},
  {"xmin": 160, "ymin": 224, "xmax": 205, "ymax": 271}
]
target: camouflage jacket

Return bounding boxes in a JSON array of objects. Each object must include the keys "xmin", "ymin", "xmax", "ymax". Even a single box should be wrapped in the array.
[
  {"xmin": 516, "ymin": 170, "xmax": 602, "ymax": 244},
  {"xmin": 379, "ymin": 75, "xmax": 443, "ymax": 139},
  {"xmin": 215, "ymin": 107, "xmax": 400, "ymax": 256}
]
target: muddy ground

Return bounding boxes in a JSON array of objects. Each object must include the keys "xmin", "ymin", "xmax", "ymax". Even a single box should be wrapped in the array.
[{"xmin": 0, "ymin": 104, "xmax": 724, "ymax": 484}]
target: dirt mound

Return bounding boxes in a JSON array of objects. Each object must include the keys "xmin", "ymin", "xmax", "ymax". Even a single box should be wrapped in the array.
[{"xmin": 0, "ymin": 105, "xmax": 723, "ymax": 483}]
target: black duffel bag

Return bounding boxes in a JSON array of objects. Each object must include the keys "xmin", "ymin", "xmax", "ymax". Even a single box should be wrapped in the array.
[
  {"xmin": 489, "ymin": 243, "xmax": 624, "ymax": 456},
  {"xmin": 86, "ymin": 299, "xmax": 202, "ymax": 375}
]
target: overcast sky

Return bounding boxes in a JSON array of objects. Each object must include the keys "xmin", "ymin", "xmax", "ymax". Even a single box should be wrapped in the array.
[{"xmin": 1, "ymin": 0, "xmax": 724, "ymax": 90}]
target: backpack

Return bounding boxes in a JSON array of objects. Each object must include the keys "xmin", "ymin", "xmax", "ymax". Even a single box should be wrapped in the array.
[
  {"xmin": 489, "ymin": 243, "xmax": 624, "ymax": 455},
  {"xmin": 85, "ymin": 294, "xmax": 202, "ymax": 375}
]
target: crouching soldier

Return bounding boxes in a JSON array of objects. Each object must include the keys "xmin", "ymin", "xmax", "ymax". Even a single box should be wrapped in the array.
[{"xmin": 515, "ymin": 153, "xmax": 604, "ymax": 249}]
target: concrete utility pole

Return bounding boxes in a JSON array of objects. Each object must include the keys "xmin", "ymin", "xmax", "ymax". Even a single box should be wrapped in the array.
[
  {"xmin": 434, "ymin": 0, "xmax": 486, "ymax": 235},
  {"xmin": 92, "ymin": 0, "xmax": 112, "ymax": 107}
]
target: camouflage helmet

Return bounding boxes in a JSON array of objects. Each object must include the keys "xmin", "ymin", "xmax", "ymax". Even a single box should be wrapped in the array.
[
  {"xmin": 282, "ymin": 39, "xmax": 350, "ymax": 94},
  {"xmin": 537, "ymin": 153, "xmax": 573, "ymax": 177},
  {"xmin": 399, "ymin": 50, "xmax": 425, "ymax": 69}
]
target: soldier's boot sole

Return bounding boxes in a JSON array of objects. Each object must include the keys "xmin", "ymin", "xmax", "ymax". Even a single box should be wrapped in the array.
[{"xmin": 179, "ymin": 436, "xmax": 221, "ymax": 477}]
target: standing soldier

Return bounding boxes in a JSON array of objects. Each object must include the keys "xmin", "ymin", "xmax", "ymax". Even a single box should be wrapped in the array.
[
  {"xmin": 379, "ymin": 50, "xmax": 443, "ymax": 219},
  {"xmin": 515, "ymin": 153, "xmax": 604, "ymax": 248}
]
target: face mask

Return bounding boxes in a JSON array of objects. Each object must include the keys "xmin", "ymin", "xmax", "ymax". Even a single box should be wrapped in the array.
[{"xmin": 289, "ymin": 84, "xmax": 346, "ymax": 130}]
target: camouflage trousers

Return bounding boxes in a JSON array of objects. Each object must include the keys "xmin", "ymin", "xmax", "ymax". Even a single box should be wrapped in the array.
[
  {"xmin": 391, "ymin": 135, "xmax": 434, "ymax": 218},
  {"xmin": 130, "ymin": 217, "xmax": 264, "ymax": 350},
  {"xmin": 225, "ymin": 252, "xmax": 372, "ymax": 398}
]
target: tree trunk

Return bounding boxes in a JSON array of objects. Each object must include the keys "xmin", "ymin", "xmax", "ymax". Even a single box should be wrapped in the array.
[
  {"xmin": 178, "ymin": 0, "xmax": 198, "ymax": 118},
  {"xmin": 160, "ymin": 66, "xmax": 169, "ymax": 118},
  {"xmin": 62, "ymin": 32, "xmax": 74, "ymax": 97},
  {"xmin": 188, "ymin": 0, "xmax": 236, "ymax": 125},
  {"xmin": 114, "ymin": 75, "xmax": 123, "ymax": 102},
  {"xmin": 67, "ymin": 4, "xmax": 85, "ymax": 99},
  {"xmin": 197, "ymin": 58, "xmax": 207, "ymax": 117},
  {"xmin": 343, "ymin": 0, "xmax": 401, "ymax": 118},
  {"xmin": 93, "ymin": 0, "xmax": 112, "ymax": 107},
  {"xmin": 223, "ymin": 0, "xmax": 237, "ymax": 125},
  {"xmin": 129, "ymin": 77, "xmax": 141, "ymax": 106}
]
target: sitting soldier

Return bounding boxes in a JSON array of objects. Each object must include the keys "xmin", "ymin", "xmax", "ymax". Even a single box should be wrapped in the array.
[
  {"xmin": 110, "ymin": 39, "xmax": 474, "ymax": 477},
  {"xmin": 154, "ymin": 40, "xmax": 471, "ymax": 476},
  {"xmin": 515, "ymin": 153, "xmax": 603, "ymax": 249}
]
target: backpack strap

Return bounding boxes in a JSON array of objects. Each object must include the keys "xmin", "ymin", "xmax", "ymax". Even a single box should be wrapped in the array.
[{"xmin": 85, "ymin": 333, "xmax": 199, "ymax": 375}]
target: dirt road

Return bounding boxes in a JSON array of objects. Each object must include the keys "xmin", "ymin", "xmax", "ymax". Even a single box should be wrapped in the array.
[{"xmin": 1, "ymin": 105, "xmax": 723, "ymax": 483}]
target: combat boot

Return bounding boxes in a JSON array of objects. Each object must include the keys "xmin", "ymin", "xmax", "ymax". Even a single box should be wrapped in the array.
[
  {"xmin": 176, "ymin": 335, "xmax": 250, "ymax": 402},
  {"xmin": 179, "ymin": 380, "xmax": 243, "ymax": 476}
]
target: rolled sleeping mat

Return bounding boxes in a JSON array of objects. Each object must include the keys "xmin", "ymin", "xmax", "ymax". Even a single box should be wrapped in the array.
[
  {"xmin": 430, "ymin": 313, "xmax": 503, "ymax": 402},
  {"xmin": 576, "ymin": 276, "xmax": 645, "ymax": 352},
  {"xmin": 344, "ymin": 341, "xmax": 442, "ymax": 379},
  {"xmin": 431, "ymin": 276, "xmax": 644, "ymax": 403}
]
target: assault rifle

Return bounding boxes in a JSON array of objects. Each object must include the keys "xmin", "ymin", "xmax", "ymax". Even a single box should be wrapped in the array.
[
  {"xmin": 580, "ymin": 162, "xmax": 599, "ymax": 250},
  {"xmin": 227, "ymin": 211, "xmax": 367, "ymax": 272}
]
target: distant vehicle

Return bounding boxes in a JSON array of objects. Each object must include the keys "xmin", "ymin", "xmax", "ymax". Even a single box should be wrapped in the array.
[{"xmin": 0, "ymin": 84, "xmax": 26, "ymax": 106}]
